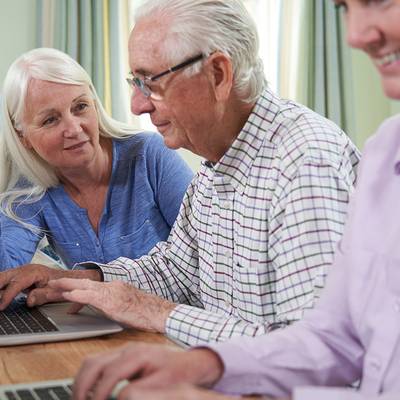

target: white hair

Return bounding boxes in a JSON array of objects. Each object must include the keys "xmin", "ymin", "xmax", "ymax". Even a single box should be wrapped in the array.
[
  {"xmin": 0, "ymin": 47, "xmax": 136, "ymax": 230},
  {"xmin": 134, "ymin": 0, "xmax": 266, "ymax": 104}
]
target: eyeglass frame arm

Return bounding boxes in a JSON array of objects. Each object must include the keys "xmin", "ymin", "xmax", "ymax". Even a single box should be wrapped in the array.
[{"xmin": 150, "ymin": 53, "xmax": 205, "ymax": 82}]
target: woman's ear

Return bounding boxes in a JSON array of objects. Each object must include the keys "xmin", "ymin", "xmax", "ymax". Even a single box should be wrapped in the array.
[
  {"xmin": 205, "ymin": 52, "xmax": 233, "ymax": 102},
  {"xmin": 18, "ymin": 131, "xmax": 33, "ymax": 149}
]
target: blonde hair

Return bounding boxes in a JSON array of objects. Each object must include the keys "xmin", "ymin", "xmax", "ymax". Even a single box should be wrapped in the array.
[{"xmin": 0, "ymin": 47, "xmax": 136, "ymax": 230}]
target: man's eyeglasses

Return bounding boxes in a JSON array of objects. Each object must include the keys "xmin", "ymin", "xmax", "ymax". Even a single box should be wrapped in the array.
[{"xmin": 126, "ymin": 53, "xmax": 204, "ymax": 101}]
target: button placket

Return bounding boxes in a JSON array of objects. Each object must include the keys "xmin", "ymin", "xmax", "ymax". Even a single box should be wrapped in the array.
[
  {"xmin": 213, "ymin": 174, "xmax": 235, "ymax": 309},
  {"xmin": 369, "ymin": 358, "xmax": 381, "ymax": 371}
]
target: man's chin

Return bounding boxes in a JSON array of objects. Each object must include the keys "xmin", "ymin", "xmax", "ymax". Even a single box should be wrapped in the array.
[{"xmin": 161, "ymin": 135, "xmax": 182, "ymax": 150}]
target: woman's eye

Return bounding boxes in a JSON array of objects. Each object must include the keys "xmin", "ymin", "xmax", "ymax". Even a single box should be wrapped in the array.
[
  {"xmin": 42, "ymin": 116, "xmax": 57, "ymax": 126},
  {"xmin": 74, "ymin": 102, "xmax": 89, "ymax": 113}
]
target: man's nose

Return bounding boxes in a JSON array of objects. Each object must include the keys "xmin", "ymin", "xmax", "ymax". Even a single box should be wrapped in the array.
[{"xmin": 130, "ymin": 90, "xmax": 156, "ymax": 115}]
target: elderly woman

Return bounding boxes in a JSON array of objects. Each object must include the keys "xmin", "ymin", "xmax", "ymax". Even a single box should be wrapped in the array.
[
  {"xmin": 66, "ymin": 1, "xmax": 400, "ymax": 400},
  {"xmin": 0, "ymin": 48, "xmax": 192, "ymax": 270}
]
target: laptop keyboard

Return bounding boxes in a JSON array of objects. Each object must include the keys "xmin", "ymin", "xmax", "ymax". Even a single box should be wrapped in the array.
[
  {"xmin": 4, "ymin": 384, "xmax": 72, "ymax": 400},
  {"xmin": 0, "ymin": 297, "xmax": 59, "ymax": 335},
  {"xmin": 4, "ymin": 384, "xmax": 116, "ymax": 400}
]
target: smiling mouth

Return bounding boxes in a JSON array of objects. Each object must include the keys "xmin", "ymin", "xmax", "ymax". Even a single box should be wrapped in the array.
[
  {"xmin": 64, "ymin": 141, "xmax": 88, "ymax": 150},
  {"xmin": 374, "ymin": 50, "xmax": 400, "ymax": 67}
]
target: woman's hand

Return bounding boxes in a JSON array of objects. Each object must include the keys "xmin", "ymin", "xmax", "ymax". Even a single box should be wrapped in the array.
[{"xmin": 0, "ymin": 264, "xmax": 101, "ymax": 309}]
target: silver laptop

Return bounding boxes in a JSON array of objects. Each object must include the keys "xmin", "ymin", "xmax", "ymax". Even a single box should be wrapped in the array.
[
  {"xmin": 0, "ymin": 294, "xmax": 123, "ymax": 346},
  {"xmin": 0, "ymin": 379, "xmax": 75, "ymax": 400},
  {"xmin": 0, "ymin": 378, "xmax": 126, "ymax": 400}
]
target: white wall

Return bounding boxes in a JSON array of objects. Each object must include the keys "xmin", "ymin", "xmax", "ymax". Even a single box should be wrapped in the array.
[{"xmin": 0, "ymin": 0, "xmax": 37, "ymax": 86}]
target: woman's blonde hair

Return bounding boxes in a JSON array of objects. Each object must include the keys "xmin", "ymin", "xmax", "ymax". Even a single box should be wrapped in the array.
[{"xmin": 0, "ymin": 47, "xmax": 136, "ymax": 229}]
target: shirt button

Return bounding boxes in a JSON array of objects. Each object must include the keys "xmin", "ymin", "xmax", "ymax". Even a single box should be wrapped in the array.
[
  {"xmin": 224, "ymin": 250, "xmax": 231, "ymax": 258},
  {"xmin": 369, "ymin": 358, "xmax": 381, "ymax": 371},
  {"xmin": 224, "ymin": 300, "xmax": 231, "ymax": 309},
  {"xmin": 75, "ymin": 243, "xmax": 80, "ymax": 247},
  {"xmin": 222, "ymin": 201, "xmax": 231, "ymax": 210}
]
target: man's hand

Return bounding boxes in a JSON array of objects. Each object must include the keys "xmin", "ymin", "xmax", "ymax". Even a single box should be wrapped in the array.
[
  {"xmin": 48, "ymin": 278, "xmax": 176, "ymax": 332},
  {"xmin": 0, "ymin": 264, "xmax": 102, "ymax": 310},
  {"xmin": 115, "ymin": 384, "xmax": 236, "ymax": 400},
  {"xmin": 115, "ymin": 386, "xmax": 276, "ymax": 400},
  {"xmin": 72, "ymin": 343, "xmax": 224, "ymax": 400}
]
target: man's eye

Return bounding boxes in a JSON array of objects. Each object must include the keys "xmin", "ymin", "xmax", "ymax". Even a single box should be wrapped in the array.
[
  {"xmin": 334, "ymin": 1, "xmax": 347, "ymax": 12},
  {"xmin": 147, "ymin": 83, "xmax": 161, "ymax": 94}
]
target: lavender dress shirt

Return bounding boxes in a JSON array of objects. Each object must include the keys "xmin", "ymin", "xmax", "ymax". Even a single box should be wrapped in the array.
[{"xmin": 208, "ymin": 115, "xmax": 400, "ymax": 400}]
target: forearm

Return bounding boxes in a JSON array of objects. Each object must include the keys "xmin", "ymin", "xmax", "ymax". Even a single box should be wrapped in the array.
[
  {"xmin": 171, "ymin": 348, "xmax": 225, "ymax": 388},
  {"xmin": 66, "ymin": 268, "xmax": 102, "ymax": 281},
  {"xmin": 56, "ymin": 278, "xmax": 179, "ymax": 333},
  {"xmin": 97, "ymin": 242, "xmax": 201, "ymax": 305},
  {"xmin": 123, "ymin": 289, "xmax": 177, "ymax": 333},
  {"xmin": 208, "ymin": 272, "xmax": 362, "ymax": 397}
]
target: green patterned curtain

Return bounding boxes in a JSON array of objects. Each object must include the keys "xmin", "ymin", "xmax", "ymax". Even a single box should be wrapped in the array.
[
  {"xmin": 278, "ymin": 0, "xmax": 357, "ymax": 142},
  {"xmin": 36, "ymin": 0, "xmax": 131, "ymax": 123}
]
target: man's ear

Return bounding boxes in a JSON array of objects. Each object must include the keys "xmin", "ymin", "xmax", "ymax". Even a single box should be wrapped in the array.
[{"xmin": 205, "ymin": 52, "xmax": 233, "ymax": 102}]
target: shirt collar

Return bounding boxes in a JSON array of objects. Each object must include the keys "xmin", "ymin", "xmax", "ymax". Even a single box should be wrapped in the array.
[{"xmin": 207, "ymin": 87, "xmax": 281, "ymax": 194}]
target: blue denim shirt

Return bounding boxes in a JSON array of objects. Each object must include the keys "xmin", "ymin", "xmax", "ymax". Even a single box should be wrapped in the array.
[{"xmin": 0, "ymin": 132, "xmax": 193, "ymax": 269}]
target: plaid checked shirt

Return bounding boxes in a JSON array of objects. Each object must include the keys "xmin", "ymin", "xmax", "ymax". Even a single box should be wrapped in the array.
[{"xmin": 96, "ymin": 88, "xmax": 360, "ymax": 346}]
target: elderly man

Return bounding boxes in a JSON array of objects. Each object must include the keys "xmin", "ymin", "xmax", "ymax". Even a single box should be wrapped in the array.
[
  {"xmin": 0, "ymin": 0, "xmax": 359, "ymax": 347},
  {"xmin": 67, "ymin": 1, "xmax": 400, "ymax": 400}
]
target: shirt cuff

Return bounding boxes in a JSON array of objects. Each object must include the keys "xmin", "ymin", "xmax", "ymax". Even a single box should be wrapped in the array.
[
  {"xmin": 205, "ymin": 340, "xmax": 270, "ymax": 395},
  {"xmin": 165, "ymin": 304, "xmax": 219, "ymax": 345},
  {"xmin": 73, "ymin": 261, "xmax": 102, "ymax": 270},
  {"xmin": 72, "ymin": 261, "xmax": 105, "ymax": 280}
]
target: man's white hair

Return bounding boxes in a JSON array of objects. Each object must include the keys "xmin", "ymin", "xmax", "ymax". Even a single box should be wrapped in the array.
[
  {"xmin": 134, "ymin": 0, "xmax": 266, "ymax": 104},
  {"xmin": 0, "ymin": 47, "xmax": 135, "ymax": 229}
]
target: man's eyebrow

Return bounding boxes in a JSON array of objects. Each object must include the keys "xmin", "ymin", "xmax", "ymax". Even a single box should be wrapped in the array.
[{"xmin": 130, "ymin": 68, "xmax": 154, "ymax": 78}]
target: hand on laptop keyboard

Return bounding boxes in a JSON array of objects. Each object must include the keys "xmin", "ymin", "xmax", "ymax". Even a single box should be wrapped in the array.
[
  {"xmin": 0, "ymin": 296, "xmax": 59, "ymax": 335},
  {"xmin": 47, "ymin": 278, "xmax": 176, "ymax": 333},
  {"xmin": 0, "ymin": 264, "xmax": 102, "ymax": 311},
  {"xmin": 71, "ymin": 342, "xmax": 229, "ymax": 400}
]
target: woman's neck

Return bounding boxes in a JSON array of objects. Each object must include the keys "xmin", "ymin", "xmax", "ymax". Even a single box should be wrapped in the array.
[{"xmin": 60, "ymin": 137, "xmax": 113, "ymax": 195}]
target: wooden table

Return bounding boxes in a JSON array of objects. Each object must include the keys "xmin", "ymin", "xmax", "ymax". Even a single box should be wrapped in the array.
[
  {"xmin": 0, "ymin": 331, "xmax": 273, "ymax": 399},
  {"xmin": 0, "ymin": 329, "xmax": 177, "ymax": 384}
]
